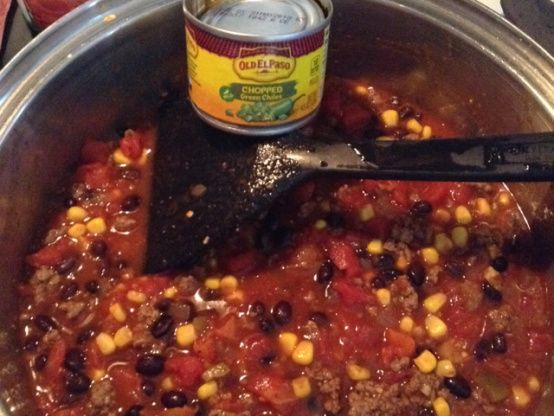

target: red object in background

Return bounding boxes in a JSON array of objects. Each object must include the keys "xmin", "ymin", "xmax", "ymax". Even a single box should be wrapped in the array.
[
  {"xmin": 0, "ymin": 0, "xmax": 11, "ymax": 45},
  {"xmin": 17, "ymin": 0, "xmax": 88, "ymax": 31}
]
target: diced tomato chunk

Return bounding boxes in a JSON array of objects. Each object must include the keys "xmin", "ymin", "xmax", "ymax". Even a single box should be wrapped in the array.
[
  {"xmin": 110, "ymin": 365, "xmax": 142, "ymax": 405},
  {"xmin": 76, "ymin": 162, "xmax": 111, "ymax": 189},
  {"xmin": 80, "ymin": 139, "xmax": 112, "ymax": 164},
  {"xmin": 165, "ymin": 355, "xmax": 204, "ymax": 389},
  {"xmin": 326, "ymin": 240, "xmax": 361, "ymax": 278},
  {"xmin": 411, "ymin": 182, "xmax": 451, "ymax": 207},
  {"xmin": 246, "ymin": 374, "xmax": 296, "ymax": 412},
  {"xmin": 339, "ymin": 103, "xmax": 373, "ymax": 135},
  {"xmin": 193, "ymin": 336, "xmax": 217, "ymax": 363},
  {"xmin": 332, "ymin": 280, "xmax": 369, "ymax": 305},
  {"xmin": 120, "ymin": 131, "xmax": 144, "ymax": 160},
  {"xmin": 26, "ymin": 238, "xmax": 73, "ymax": 268},
  {"xmin": 381, "ymin": 329, "xmax": 416, "ymax": 364},
  {"xmin": 45, "ymin": 339, "xmax": 67, "ymax": 381},
  {"xmin": 336, "ymin": 184, "xmax": 369, "ymax": 212},
  {"xmin": 449, "ymin": 183, "xmax": 474, "ymax": 205},
  {"xmin": 242, "ymin": 334, "xmax": 273, "ymax": 363},
  {"xmin": 528, "ymin": 332, "xmax": 554, "ymax": 354}
]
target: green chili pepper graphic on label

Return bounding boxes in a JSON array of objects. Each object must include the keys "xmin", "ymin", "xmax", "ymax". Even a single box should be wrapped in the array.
[{"xmin": 236, "ymin": 95, "xmax": 305, "ymax": 123}]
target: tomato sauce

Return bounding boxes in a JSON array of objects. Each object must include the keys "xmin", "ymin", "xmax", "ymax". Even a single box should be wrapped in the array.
[{"xmin": 19, "ymin": 79, "xmax": 552, "ymax": 416}]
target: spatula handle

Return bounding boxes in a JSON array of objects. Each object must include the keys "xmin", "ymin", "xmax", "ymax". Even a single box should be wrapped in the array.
[{"xmin": 315, "ymin": 132, "xmax": 554, "ymax": 182}]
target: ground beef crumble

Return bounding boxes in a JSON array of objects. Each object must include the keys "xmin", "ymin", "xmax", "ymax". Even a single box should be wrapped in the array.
[{"xmin": 306, "ymin": 364, "xmax": 342, "ymax": 415}]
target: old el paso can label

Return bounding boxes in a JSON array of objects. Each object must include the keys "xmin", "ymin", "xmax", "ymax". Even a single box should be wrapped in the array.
[{"xmin": 184, "ymin": 0, "xmax": 332, "ymax": 135}]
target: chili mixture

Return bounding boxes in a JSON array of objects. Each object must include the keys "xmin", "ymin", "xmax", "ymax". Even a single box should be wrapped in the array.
[{"xmin": 19, "ymin": 78, "xmax": 553, "ymax": 416}]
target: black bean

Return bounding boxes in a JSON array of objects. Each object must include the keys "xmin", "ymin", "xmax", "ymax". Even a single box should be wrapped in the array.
[
  {"xmin": 399, "ymin": 105, "xmax": 415, "ymax": 120},
  {"xmin": 316, "ymin": 260, "xmax": 334, "ymax": 284},
  {"xmin": 408, "ymin": 263, "xmax": 426, "ymax": 287},
  {"xmin": 125, "ymin": 405, "xmax": 144, "ymax": 416},
  {"xmin": 64, "ymin": 348, "xmax": 85, "ymax": 372},
  {"xmin": 34, "ymin": 314, "xmax": 57, "ymax": 332},
  {"xmin": 156, "ymin": 299, "xmax": 172, "ymax": 312},
  {"xmin": 60, "ymin": 282, "xmax": 79, "ymax": 300},
  {"xmin": 372, "ymin": 277, "xmax": 387, "ymax": 289},
  {"xmin": 309, "ymin": 312, "xmax": 329, "ymax": 327},
  {"xmin": 249, "ymin": 301, "xmax": 266, "ymax": 317},
  {"xmin": 491, "ymin": 333, "xmax": 508, "ymax": 354},
  {"xmin": 85, "ymin": 280, "xmax": 100, "ymax": 294},
  {"xmin": 202, "ymin": 288, "xmax": 220, "ymax": 301},
  {"xmin": 410, "ymin": 200, "xmax": 432, "ymax": 217},
  {"xmin": 23, "ymin": 337, "xmax": 40, "ymax": 352},
  {"xmin": 482, "ymin": 281, "xmax": 503, "ymax": 302},
  {"xmin": 380, "ymin": 269, "xmax": 400, "ymax": 282},
  {"xmin": 97, "ymin": 258, "xmax": 111, "ymax": 278},
  {"xmin": 136, "ymin": 354, "xmax": 165, "ymax": 376},
  {"xmin": 376, "ymin": 253, "xmax": 395, "ymax": 270},
  {"xmin": 56, "ymin": 257, "xmax": 77, "ymax": 274},
  {"xmin": 121, "ymin": 195, "xmax": 142, "ymax": 212},
  {"xmin": 142, "ymin": 379, "xmax": 156, "ymax": 396},
  {"xmin": 473, "ymin": 338, "xmax": 493, "ymax": 361},
  {"xmin": 77, "ymin": 328, "xmax": 95, "ymax": 344},
  {"xmin": 151, "ymin": 314, "xmax": 174, "ymax": 338},
  {"xmin": 325, "ymin": 212, "xmax": 345, "ymax": 229},
  {"xmin": 65, "ymin": 371, "xmax": 91, "ymax": 394},
  {"xmin": 90, "ymin": 239, "xmax": 108, "ymax": 256},
  {"xmin": 33, "ymin": 354, "xmax": 48, "ymax": 372},
  {"xmin": 161, "ymin": 391, "xmax": 187, "ymax": 408},
  {"xmin": 444, "ymin": 376, "xmax": 472, "ymax": 399},
  {"xmin": 259, "ymin": 354, "xmax": 276, "ymax": 366},
  {"xmin": 417, "ymin": 407, "xmax": 436, "ymax": 416},
  {"xmin": 490, "ymin": 256, "xmax": 508, "ymax": 273},
  {"xmin": 444, "ymin": 261, "xmax": 465, "ymax": 279},
  {"xmin": 258, "ymin": 317, "xmax": 275, "ymax": 334},
  {"xmin": 272, "ymin": 301, "xmax": 292, "ymax": 326}
]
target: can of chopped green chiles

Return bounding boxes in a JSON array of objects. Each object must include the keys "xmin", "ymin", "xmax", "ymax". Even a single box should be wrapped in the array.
[{"xmin": 183, "ymin": 0, "xmax": 333, "ymax": 136}]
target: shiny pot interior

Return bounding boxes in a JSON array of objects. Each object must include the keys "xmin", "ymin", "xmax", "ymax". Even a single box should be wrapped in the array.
[{"xmin": 0, "ymin": 0, "xmax": 553, "ymax": 414}]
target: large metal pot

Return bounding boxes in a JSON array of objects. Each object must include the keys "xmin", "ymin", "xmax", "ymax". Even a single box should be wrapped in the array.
[{"xmin": 0, "ymin": 0, "xmax": 552, "ymax": 414}]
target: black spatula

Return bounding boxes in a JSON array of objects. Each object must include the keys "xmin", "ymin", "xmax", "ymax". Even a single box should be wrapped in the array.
[{"xmin": 146, "ymin": 99, "xmax": 554, "ymax": 273}]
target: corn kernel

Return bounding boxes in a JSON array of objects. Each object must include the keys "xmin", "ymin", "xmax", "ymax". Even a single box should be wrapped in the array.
[
  {"xmin": 421, "ymin": 247, "xmax": 440, "ymax": 265},
  {"xmin": 90, "ymin": 368, "xmax": 106, "ymax": 381},
  {"xmin": 109, "ymin": 303, "xmax": 127, "ymax": 322},
  {"xmin": 205, "ymin": 277, "xmax": 221, "ymax": 290},
  {"xmin": 434, "ymin": 208, "xmax": 451, "ymax": 224},
  {"xmin": 95, "ymin": 332, "xmax": 116, "ymax": 355},
  {"xmin": 279, "ymin": 332, "xmax": 299, "ymax": 356},
  {"xmin": 399, "ymin": 316, "xmax": 414, "ymax": 333},
  {"xmin": 126, "ymin": 290, "xmax": 146, "ymax": 304},
  {"xmin": 423, "ymin": 293, "xmax": 448, "ymax": 313},
  {"xmin": 455, "ymin": 206, "xmax": 472, "ymax": 225},
  {"xmin": 347, "ymin": 363, "xmax": 371, "ymax": 381},
  {"xmin": 161, "ymin": 377, "xmax": 175, "ymax": 391},
  {"xmin": 220, "ymin": 275, "xmax": 238, "ymax": 295},
  {"xmin": 114, "ymin": 326, "xmax": 133, "ymax": 349},
  {"xmin": 138, "ymin": 149, "xmax": 149, "ymax": 166},
  {"xmin": 451, "ymin": 226, "xmax": 469, "ymax": 248},
  {"xmin": 433, "ymin": 397, "xmax": 451, "ymax": 416},
  {"xmin": 359, "ymin": 204, "xmax": 375, "ymax": 222},
  {"xmin": 176, "ymin": 324, "xmax": 197, "ymax": 348},
  {"xmin": 414, "ymin": 350, "xmax": 437, "ymax": 373},
  {"xmin": 395, "ymin": 254, "xmax": 408, "ymax": 272},
  {"xmin": 354, "ymin": 85, "xmax": 369, "ymax": 97},
  {"xmin": 113, "ymin": 148, "xmax": 131, "ymax": 165},
  {"xmin": 380, "ymin": 109, "xmax": 399, "ymax": 128},
  {"xmin": 292, "ymin": 340, "xmax": 314, "ymax": 366},
  {"xmin": 197, "ymin": 380, "xmax": 218, "ymax": 400},
  {"xmin": 436, "ymin": 360, "xmax": 456, "ymax": 378},
  {"xmin": 375, "ymin": 288, "xmax": 391, "ymax": 307},
  {"xmin": 497, "ymin": 191, "xmax": 511, "ymax": 206},
  {"xmin": 425, "ymin": 315, "xmax": 448, "ymax": 339},
  {"xmin": 314, "ymin": 219, "xmax": 327, "ymax": 230},
  {"xmin": 291, "ymin": 376, "xmax": 312, "ymax": 398},
  {"xmin": 528, "ymin": 376, "xmax": 541, "ymax": 392},
  {"xmin": 85, "ymin": 217, "xmax": 107, "ymax": 234},
  {"xmin": 476, "ymin": 198, "xmax": 492, "ymax": 217},
  {"xmin": 434, "ymin": 233, "xmax": 453, "ymax": 254},
  {"xmin": 68, "ymin": 223, "xmax": 87, "ymax": 238},
  {"xmin": 163, "ymin": 286, "xmax": 178, "ymax": 299},
  {"xmin": 67, "ymin": 206, "xmax": 88, "ymax": 222},
  {"xmin": 367, "ymin": 239, "xmax": 384, "ymax": 255},
  {"xmin": 512, "ymin": 385, "xmax": 531, "ymax": 407},
  {"xmin": 422, "ymin": 125, "xmax": 433, "ymax": 139},
  {"xmin": 406, "ymin": 118, "xmax": 423, "ymax": 134}
]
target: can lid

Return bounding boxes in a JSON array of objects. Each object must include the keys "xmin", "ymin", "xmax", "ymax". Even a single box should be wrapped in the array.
[{"xmin": 200, "ymin": 0, "xmax": 325, "ymax": 36}]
